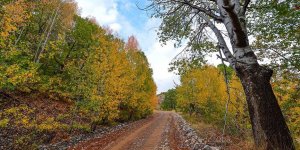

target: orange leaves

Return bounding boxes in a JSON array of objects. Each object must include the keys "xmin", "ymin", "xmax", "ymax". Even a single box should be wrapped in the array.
[
  {"xmin": 125, "ymin": 35, "xmax": 140, "ymax": 51},
  {"xmin": 0, "ymin": 0, "xmax": 31, "ymax": 39},
  {"xmin": 60, "ymin": 0, "xmax": 77, "ymax": 29}
]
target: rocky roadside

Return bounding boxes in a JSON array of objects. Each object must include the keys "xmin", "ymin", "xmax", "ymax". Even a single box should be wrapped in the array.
[
  {"xmin": 171, "ymin": 113, "xmax": 220, "ymax": 150},
  {"xmin": 39, "ymin": 112, "xmax": 221, "ymax": 150},
  {"xmin": 38, "ymin": 116, "xmax": 152, "ymax": 150},
  {"xmin": 38, "ymin": 123, "xmax": 128, "ymax": 150}
]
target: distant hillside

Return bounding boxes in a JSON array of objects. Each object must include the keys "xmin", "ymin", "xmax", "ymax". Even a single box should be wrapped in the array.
[{"xmin": 156, "ymin": 93, "xmax": 165, "ymax": 109}]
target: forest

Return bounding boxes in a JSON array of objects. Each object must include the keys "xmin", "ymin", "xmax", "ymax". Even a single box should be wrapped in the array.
[
  {"xmin": 0, "ymin": 0, "xmax": 299, "ymax": 149},
  {"xmin": 0, "ymin": 0, "xmax": 157, "ymax": 148}
]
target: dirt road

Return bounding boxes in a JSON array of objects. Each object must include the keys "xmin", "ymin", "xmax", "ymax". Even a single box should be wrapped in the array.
[{"xmin": 70, "ymin": 111, "xmax": 184, "ymax": 150}]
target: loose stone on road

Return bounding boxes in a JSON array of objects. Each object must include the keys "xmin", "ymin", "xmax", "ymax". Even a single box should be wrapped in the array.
[{"xmin": 69, "ymin": 111, "xmax": 219, "ymax": 150}]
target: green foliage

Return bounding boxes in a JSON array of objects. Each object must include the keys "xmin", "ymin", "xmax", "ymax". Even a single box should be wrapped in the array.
[
  {"xmin": 217, "ymin": 64, "xmax": 234, "ymax": 81},
  {"xmin": 0, "ymin": 118, "xmax": 9, "ymax": 128},
  {"xmin": 0, "ymin": 105, "xmax": 36, "ymax": 128},
  {"xmin": 71, "ymin": 122, "xmax": 91, "ymax": 132},
  {"xmin": 168, "ymin": 41, "xmax": 215, "ymax": 75},
  {"xmin": 161, "ymin": 89, "xmax": 177, "ymax": 110},
  {"xmin": 249, "ymin": 0, "xmax": 300, "ymax": 72}
]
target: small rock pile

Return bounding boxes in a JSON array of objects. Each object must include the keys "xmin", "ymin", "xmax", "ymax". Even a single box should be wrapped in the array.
[{"xmin": 173, "ymin": 114, "xmax": 220, "ymax": 150}]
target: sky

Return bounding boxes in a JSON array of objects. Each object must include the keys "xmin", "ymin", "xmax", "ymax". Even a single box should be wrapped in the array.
[{"xmin": 75, "ymin": 0, "xmax": 217, "ymax": 93}]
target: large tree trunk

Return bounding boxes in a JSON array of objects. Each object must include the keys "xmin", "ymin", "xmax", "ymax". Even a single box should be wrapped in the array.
[
  {"xmin": 236, "ymin": 63, "xmax": 295, "ymax": 150},
  {"xmin": 214, "ymin": 1, "xmax": 295, "ymax": 148}
]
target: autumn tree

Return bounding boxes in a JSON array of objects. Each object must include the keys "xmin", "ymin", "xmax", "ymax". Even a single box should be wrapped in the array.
[
  {"xmin": 125, "ymin": 35, "xmax": 140, "ymax": 51},
  {"xmin": 177, "ymin": 66, "xmax": 227, "ymax": 120},
  {"xmin": 176, "ymin": 65, "xmax": 250, "ymax": 132},
  {"xmin": 146, "ymin": 0, "xmax": 295, "ymax": 149},
  {"xmin": 120, "ymin": 36, "xmax": 157, "ymax": 120}
]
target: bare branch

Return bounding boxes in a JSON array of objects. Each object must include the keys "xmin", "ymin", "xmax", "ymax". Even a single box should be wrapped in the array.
[
  {"xmin": 217, "ymin": 54, "xmax": 229, "ymax": 62},
  {"xmin": 182, "ymin": 11, "xmax": 200, "ymax": 33},
  {"xmin": 241, "ymin": 0, "xmax": 250, "ymax": 15},
  {"xmin": 171, "ymin": 23, "xmax": 206, "ymax": 62},
  {"xmin": 165, "ymin": 3, "xmax": 185, "ymax": 15},
  {"xmin": 200, "ymin": 14, "xmax": 236, "ymax": 67},
  {"xmin": 174, "ymin": 0, "xmax": 223, "ymax": 22},
  {"xmin": 208, "ymin": 0, "xmax": 217, "ymax": 3}
]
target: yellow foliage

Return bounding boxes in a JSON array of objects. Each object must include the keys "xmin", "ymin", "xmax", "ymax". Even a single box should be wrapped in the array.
[
  {"xmin": 272, "ymin": 77, "xmax": 300, "ymax": 136},
  {"xmin": 37, "ymin": 117, "xmax": 61, "ymax": 132},
  {"xmin": 1, "ymin": 61, "xmax": 39, "ymax": 91},
  {"xmin": 177, "ymin": 66, "xmax": 226, "ymax": 117},
  {"xmin": 0, "ymin": 0, "xmax": 31, "ymax": 40},
  {"xmin": 0, "ymin": 105, "xmax": 36, "ymax": 129},
  {"xmin": 0, "ymin": 118, "xmax": 9, "ymax": 128},
  {"xmin": 176, "ymin": 65, "xmax": 250, "ymax": 132}
]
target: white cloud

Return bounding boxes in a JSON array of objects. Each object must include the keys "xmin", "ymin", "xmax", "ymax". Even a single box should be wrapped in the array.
[
  {"xmin": 145, "ymin": 40, "xmax": 182, "ymax": 93},
  {"xmin": 138, "ymin": 18, "xmax": 161, "ymax": 50},
  {"xmin": 109, "ymin": 23, "xmax": 122, "ymax": 32},
  {"xmin": 76, "ymin": 0, "xmax": 119, "ymax": 29}
]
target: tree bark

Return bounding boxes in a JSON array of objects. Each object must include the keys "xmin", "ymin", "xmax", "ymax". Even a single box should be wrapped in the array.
[
  {"xmin": 215, "ymin": 1, "xmax": 295, "ymax": 148},
  {"xmin": 236, "ymin": 63, "xmax": 295, "ymax": 150}
]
